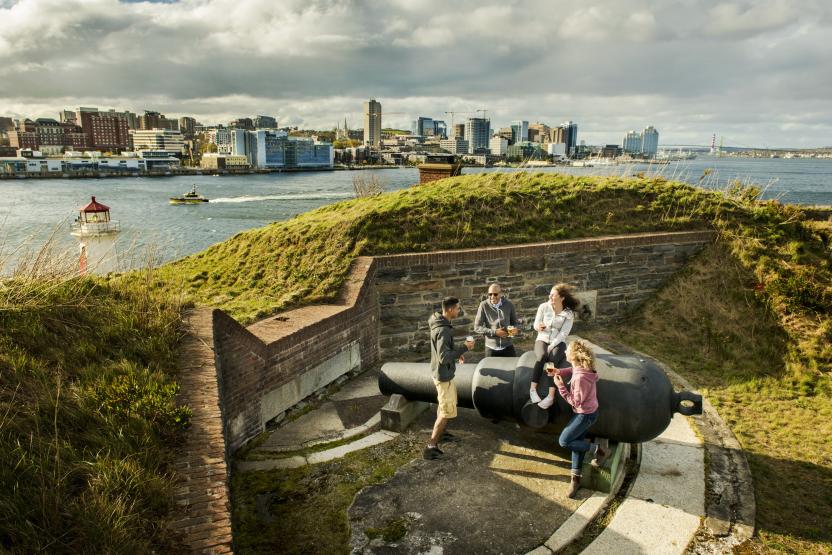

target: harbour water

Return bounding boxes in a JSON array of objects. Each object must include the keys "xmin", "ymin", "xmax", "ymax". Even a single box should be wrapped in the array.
[{"xmin": 1, "ymin": 156, "xmax": 829, "ymax": 273}]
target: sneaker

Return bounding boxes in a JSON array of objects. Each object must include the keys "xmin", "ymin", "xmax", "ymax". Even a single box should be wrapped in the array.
[
  {"xmin": 538, "ymin": 396, "xmax": 554, "ymax": 410},
  {"xmin": 423, "ymin": 446, "xmax": 444, "ymax": 460},
  {"xmin": 529, "ymin": 387, "xmax": 542, "ymax": 404}
]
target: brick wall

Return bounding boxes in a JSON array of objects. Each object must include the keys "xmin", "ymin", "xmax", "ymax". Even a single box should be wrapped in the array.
[
  {"xmin": 374, "ymin": 230, "xmax": 714, "ymax": 358},
  {"xmin": 213, "ymin": 257, "xmax": 380, "ymax": 453}
]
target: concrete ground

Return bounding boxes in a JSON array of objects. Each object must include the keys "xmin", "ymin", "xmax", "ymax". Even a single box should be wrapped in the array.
[{"xmin": 348, "ymin": 407, "xmax": 585, "ymax": 555}]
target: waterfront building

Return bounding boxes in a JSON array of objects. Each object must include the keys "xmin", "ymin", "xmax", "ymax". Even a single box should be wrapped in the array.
[
  {"xmin": 254, "ymin": 115, "xmax": 278, "ymax": 129},
  {"xmin": 511, "ymin": 120, "xmax": 529, "ymax": 144},
  {"xmin": 130, "ymin": 129, "xmax": 186, "ymax": 157},
  {"xmin": 200, "ymin": 153, "xmax": 250, "ymax": 170},
  {"xmin": 439, "ymin": 137, "xmax": 469, "ymax": 155},
  {"xmin": 233, "ymin": 129, "xmax": 332, "ymax": 168},
  {"xmin": 506, "ymin": 141, "xmax": 544, "ymax": 161},
  {"xmin": 464, "ymin": 117, "xmax": 490, "ymax": 154},
  {"xmin": 641, "ymin": 126, "xmax": 659, "ymax": 157},
  {"xmin": 364, "ymin": 99, "xmax": 382, "ymax": 148},
  {"xmin": 623, "ymin": 130, "xmax": 642, "ymax": 154},
  {"xmin": 489, "ymin": 136, "xmax": 508, "ymax": 156},
  {"xmin": 8, "ymin": 128, "xmax": 39, "ymax": 150},
  {"xmin": 453, "ymin": 123, "xmax": 465, "ymax": 139},
  {"xmin": 78, "ymin": 108, "xmax": 131, "ymax": 152}
]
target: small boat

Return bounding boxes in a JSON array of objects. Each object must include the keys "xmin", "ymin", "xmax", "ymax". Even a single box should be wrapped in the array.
[{"xmin": 170, "ymin": 185, "xmax": 209, "ymax": 204}]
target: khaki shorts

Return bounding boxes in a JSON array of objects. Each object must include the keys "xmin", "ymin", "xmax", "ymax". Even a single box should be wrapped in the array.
[{"xmin": 434, "ymin": 379, "xmax": 458, "ymax": 419}]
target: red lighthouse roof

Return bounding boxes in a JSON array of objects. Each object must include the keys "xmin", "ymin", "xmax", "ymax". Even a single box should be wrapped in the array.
[{"xmin": 80, "ymin": 196, "xmax": 110, "ymax": 213}]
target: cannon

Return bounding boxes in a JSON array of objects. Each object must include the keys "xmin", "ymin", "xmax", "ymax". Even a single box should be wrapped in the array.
[{"xmin": 379, "ymin": 351, "xmax": 702, "ymax": 443}]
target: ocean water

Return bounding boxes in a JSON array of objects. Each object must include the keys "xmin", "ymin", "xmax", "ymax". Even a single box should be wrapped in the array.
[{"xmin": 0, "ymin": 157, "xmax": 829, "ymax": 272}]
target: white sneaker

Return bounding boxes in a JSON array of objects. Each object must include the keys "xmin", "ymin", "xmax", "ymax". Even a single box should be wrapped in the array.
[
  {"xmin": 538, "ymin": 396, "xmax": 554, "ymax": 409},
  {"xmin": 530, "ymin": 388, "xmax": 542, "ymax": 404}
]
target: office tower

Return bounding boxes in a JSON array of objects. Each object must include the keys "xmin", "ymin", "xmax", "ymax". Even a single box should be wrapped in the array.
[
  {"xmin": 510, "ymin": 120, "xmax": 529, "ymax": 144},
  {"xmin": 439, "ymin": 137, "xmax": 469, "ymax": 154},
  {"xmin": 254, "ymin": 115, "xmax": 278, "ymax": 129},
  {"xmin": 641, "ymin": 126, "xmax": 659, "ymax": 157},
  {"xmin": 414, "ymin": 116, "xmax": 434, "ymax": 137},
  {"xmin": 453, "ymin": 123, "xmax": 465, "ymax": 139},
  {"xmin": 623, "ymin": 130, "xmax": 642, "ymax": 154},
  {"xmin": 364, "ymin": 99, "xmax": 382, "ymax": 148},
  {"xmin": 560, "ymin": 121, "xmax": 578, "ymax": 156},
  {"xmin": 179, "ymin": 117, "xmax": 197, "ymax": 137},
  {"xmin": 464, "ymin": 117, "xmax": 490, "ymax": 154},
  {"xmin": 528, "ymin": 122, "xmax": 550, "ymax": 143},
  {"xmin": 130, "ymin": 128, "xmax": 186, "ymax": 156},
  {"xmin": 489, "ymin": 136, "xmax": 508, "ymax": 156},
  {"xmin": 433, "ymin": 120, "xmax": 447, "ymax": 139}
]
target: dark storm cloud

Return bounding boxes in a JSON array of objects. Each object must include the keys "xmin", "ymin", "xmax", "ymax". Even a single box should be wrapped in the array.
[{"xmin": 1, "ymin": 0, "xmax": 831, "ymax": 147}]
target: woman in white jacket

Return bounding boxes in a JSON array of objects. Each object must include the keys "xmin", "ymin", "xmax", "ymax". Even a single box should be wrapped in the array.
[{"xmin": 530, "ymin": 283, "xmax": 580, "ymax": 408}]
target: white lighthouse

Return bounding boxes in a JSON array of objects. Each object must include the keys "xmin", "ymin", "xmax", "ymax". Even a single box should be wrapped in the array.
[{"xmin": 70, "ymin": 196, "xmax": 121, "ymax": 275}]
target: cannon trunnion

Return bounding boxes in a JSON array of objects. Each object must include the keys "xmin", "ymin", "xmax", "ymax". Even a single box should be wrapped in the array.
[{"xmin": 379, "ymin": 351, "xmax": 702, "ymax": 444}]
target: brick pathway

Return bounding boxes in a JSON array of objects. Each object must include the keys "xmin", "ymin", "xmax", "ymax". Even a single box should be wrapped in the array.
[{"xmin": 171, "ymin": 308, "xmax": 234, "ymax": 554}]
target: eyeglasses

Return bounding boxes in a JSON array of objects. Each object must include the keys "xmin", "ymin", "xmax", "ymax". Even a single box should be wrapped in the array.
[{"xmin": 488, "ymin": 292, "xmax": 501, "ymax": 297}]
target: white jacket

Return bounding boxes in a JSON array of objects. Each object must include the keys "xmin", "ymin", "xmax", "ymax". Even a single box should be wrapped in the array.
[{"xmin": 534, "ymin": 303, "xmax": 574, "ymax": 346}]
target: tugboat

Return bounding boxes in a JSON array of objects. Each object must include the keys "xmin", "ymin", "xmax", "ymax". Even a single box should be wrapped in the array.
[{"xmin": 169, "ymin": 184, "xmax": 209, "ymax": 205}]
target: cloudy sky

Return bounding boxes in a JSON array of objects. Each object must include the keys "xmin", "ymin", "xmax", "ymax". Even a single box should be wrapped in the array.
[{"xmin": 1, "ymin": 0, "xmax": 831, "ymax": 148}]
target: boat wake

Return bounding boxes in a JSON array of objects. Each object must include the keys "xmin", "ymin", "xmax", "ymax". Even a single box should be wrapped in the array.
[{"xmin": 210, "ymin": 192, "xmax": 353, "ymax": 203}]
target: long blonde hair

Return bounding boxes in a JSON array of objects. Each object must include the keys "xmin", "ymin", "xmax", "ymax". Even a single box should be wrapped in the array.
[{"xmin": 567, "ymin": 339, "xmax": 596, "ymax": 371}]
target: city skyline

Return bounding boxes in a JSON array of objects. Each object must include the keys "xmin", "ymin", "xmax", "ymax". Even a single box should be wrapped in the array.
[{"xmin": 2, "ymin": 0, "xmax": 831, "ymax": 148}]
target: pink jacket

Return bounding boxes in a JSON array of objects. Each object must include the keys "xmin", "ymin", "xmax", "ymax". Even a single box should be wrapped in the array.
[{"xmin": 556, "ymin": 367, "xmax": 599, "ymax": 414}]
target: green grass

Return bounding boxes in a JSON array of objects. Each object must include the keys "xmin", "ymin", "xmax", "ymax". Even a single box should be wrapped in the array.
[
  {"xmin": 0, "ymin": 265, "xmax": 189, "ymax": 552},
  {"xmin": 587, "ymin": 239, "xmax": 831, "ymax": 553},
  {"xmin": 232, "ymin": 432, "xmax": 423, "ymax": 554}
]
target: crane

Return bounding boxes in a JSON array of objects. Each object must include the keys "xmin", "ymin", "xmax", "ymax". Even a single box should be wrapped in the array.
[
  {"xmin": 476, "ymin": 108, "xmax": 489, "ymax": 120},
  {"xmin": 444, "ymin": 111, "xmax": 477, "ymax": 130}
]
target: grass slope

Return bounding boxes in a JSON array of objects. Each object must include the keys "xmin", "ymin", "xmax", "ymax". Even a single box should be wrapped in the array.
[{"xmin": 0, "ymin": 267, "xmax": 189, "ymax": 552}]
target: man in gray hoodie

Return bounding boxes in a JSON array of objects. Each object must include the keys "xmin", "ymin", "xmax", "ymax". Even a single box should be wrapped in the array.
[{"xmin": 425, "ymin": 296, "xmax": 474, "ymax": 460}]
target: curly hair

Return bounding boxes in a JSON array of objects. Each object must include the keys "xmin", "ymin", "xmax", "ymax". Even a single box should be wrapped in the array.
[{"xmin": 567, "ymin": 339, "xmax": 596, "ymax": 371}]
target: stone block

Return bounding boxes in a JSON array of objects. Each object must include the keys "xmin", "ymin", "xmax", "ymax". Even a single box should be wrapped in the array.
[
  {"xmin": 509, "ymin": 257, "xmax": 545, "ymax": 272},
  {"xmin": 380, "ymin": 394, "xmax": 430, "ymax": 432}
]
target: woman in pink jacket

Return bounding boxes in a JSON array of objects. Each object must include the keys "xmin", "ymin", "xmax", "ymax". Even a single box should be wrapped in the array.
[{"xmin": 548, "ymin": 339, "xmax": 607, "ymax": 498}]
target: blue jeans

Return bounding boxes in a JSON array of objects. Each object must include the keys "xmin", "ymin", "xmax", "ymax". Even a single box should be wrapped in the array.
[{"xmin": 558, "ymin": 412, "xmax": 598, "ymax": 473}]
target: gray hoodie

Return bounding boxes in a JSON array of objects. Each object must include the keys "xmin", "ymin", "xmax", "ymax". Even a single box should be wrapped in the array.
[
  {"xmin": 473, "ymin": 298, "xmax": 518, "ymax": 351},
  {"xmin": 429, "ymin": 312, "xmax": 468, "ymax": 382}
]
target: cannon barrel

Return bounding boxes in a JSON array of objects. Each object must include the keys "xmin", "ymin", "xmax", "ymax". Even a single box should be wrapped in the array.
[{"xmin": 379, "ymin": 351, "xmax": 702, "ymax": 444}]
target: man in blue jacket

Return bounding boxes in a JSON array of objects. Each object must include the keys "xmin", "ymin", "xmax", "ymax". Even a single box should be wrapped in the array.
[{"xmin": 425, "ymin": 296, "xmax": 474, "ymax": 460}]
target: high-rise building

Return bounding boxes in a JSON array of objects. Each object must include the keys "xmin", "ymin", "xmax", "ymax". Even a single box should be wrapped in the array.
[
  {"xmin": 364, "ymin": 99, "xmax": 382, "ymax": 148},
  {"xmin": 433, "ymin": 120, "xmax": 447, "ymax": 139},
  {"xmin": 413, "ymin": 116, "xmax": 434, "ymax": 137},
  {"xmin": 139, "ymin": 111, "xmax": 178, "ymax": 131},
  {"xmin": 230, "ymin": 118, "xmax": 255, "ymax": 131},
  {"xmin": 254, "ymin": 115, "xmax": 278, "ymax": 129},
  {"xmin": 497, "ymin": 127, "xmax": 513, "ymax": 144},
  {"xmin": 623, "ymin": 130, "xmax": 642, "ymax": 154},
  {"xmin": 561, "ymin": 121, "xmax": 578, "ymax": 156},
  {"xmin": 453, "ymin": 123, "xmax": 465, "ymax": 139},
  {"xmin": 641, "ymin": 126, "xmax": 659, "ymax": 157},
  {"xmin": 78, "ymin": 108, "xmax": 131, "ymax": 152},
  {"xmin": 510, "ymin": 120, "xmax": 529, "ymax": 144},
  {"xmin": 464, "ymin": 117, "xmax": 490, "ymax": 154},
  {"xmin": 208, "ymin": 126, "xmax": 233, "ymax": 154}
]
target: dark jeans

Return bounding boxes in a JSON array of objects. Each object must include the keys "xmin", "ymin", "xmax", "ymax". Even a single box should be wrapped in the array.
[
  {"xmin": 558, "ymin": 411, "xmax": 598, "ymax": 473},
  {"xmin": 532, "ymin": 340, "xmax": 566, "ymax": 383},
  {"xmin": 486, "ymin": 344, "xmax": 517, "ymax": 357}
]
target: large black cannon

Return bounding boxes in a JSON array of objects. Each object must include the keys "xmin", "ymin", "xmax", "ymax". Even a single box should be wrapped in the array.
[{"xmin": 379, "ymin": 351, "xmax": 702, "ymax": 443}]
